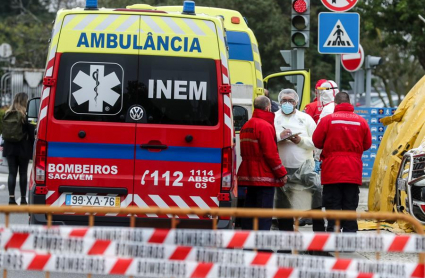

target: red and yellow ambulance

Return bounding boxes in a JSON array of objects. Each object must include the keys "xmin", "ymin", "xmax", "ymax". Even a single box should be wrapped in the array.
[{"xmin": 28, "ymin": 1, "xmax": 235, "ymax": 228}]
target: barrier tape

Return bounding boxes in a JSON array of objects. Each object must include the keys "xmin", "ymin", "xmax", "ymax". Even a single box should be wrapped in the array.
[
  {"xmin": 1, "ymin": 233, "xmax": 422, "ymax": 278},
  {"xmin": 1, "ymin": 225, "xmax": 425, "ymax": 253},
  {"xmin": 0, "ymin": 249, "xmax": 399, "ymax": 278}
]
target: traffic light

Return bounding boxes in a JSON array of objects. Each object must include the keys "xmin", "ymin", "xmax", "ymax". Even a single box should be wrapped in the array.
[
  {"xmin": 280, "ymin": 50, "xmax": 297, "ymax": 83},
  {"xmin": 365, "ymin": 55, "xmax": 383, "ymax": 69},
  {"xmin": 291, "ymin": 0, "xmax": 310, "ymax": 48}
]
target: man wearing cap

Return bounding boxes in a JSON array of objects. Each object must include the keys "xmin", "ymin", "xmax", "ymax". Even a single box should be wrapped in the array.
[
  {"xmin": 313, "ymin": 92, "xmax": 371, "ymax": 233},
  {"xmin": 273, "ymin": 89, "xmax": 323, "ymax": 231},
  {"xmin": 303, "ymin": 79, "xmax": 327, "ymax": 123}
]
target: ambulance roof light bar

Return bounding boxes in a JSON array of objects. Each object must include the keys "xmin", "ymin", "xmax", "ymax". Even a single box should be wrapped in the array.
[
  {"xmin": 85, "ymin": 0, "xmax": 98, "ymax": 10},
  {"xmin": 182, "ymin": 1, "xmax": 195, "ymax": 15}
]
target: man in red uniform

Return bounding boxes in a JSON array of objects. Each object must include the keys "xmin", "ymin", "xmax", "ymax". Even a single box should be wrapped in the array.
[
  {"xmin": 304, "ymin": 79, "xmax": 327, "ymax": 123},
  {"xmin": 312, "ymin": 92, "xmax": 371, "ymax": 233},
  {"xmin": 237, "ymin": 96, "xmax": 288, "ymax": 230}
]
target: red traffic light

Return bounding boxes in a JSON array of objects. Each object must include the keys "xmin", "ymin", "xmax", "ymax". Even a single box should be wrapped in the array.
[{"xmin": 293, "ymin": 0, "xmax": 307, "ymax": 14}]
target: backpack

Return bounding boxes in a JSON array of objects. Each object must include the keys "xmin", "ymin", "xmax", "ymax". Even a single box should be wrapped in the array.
[{"xmin": 2, "ymin": 111, "xmax": 26, "ymax": 143}]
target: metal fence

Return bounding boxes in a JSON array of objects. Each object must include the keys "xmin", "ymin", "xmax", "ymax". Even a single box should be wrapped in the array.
[
  {"xmin": 0, "ymin": 205, "xmax": 423, "ymax": 278},
  {"xmin": 0, "ymin": 68, "xmax": 43, "ymax": 106}
]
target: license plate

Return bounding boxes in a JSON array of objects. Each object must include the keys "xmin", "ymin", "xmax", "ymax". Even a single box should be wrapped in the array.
[{"xmin": 65, "ymin": 195, "xmax": 120, "ymax": 207}]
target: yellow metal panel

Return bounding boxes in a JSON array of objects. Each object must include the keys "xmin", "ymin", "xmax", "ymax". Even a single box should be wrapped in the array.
[
  {"xmin": 55, "ymin": 12, "xmax": 221, "ymax": 59},
  {"xmin": 229, "ymin": 60, "xmax": 254, "ymax": 86}
]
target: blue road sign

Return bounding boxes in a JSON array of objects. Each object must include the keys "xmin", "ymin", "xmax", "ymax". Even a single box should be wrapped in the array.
[{"xmin": 318, "ymin": 12, "xmax": 360, "ymax": 54}]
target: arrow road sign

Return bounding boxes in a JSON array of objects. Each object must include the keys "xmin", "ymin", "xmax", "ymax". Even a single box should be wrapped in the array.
[
  {"xmin": 341, "ymin": 44, "xmax": 364, "ymax": 72},
  {"xmin": 318, "ymin": 12, "xmax": 359, "ymax": 54},
  {"xmin": 321, "ymin": 0, "xmax": 359, "ymax": 12}
]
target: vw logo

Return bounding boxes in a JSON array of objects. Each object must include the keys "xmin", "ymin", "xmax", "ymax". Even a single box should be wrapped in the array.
[{"xmin": 129, "ymin": 106, "xmax": 144, "ymax": 121}]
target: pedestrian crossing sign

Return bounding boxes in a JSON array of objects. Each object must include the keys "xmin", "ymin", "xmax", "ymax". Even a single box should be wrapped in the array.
[{"xmin": 318, "ymin": 12, "xmax": 359, "ymax": 54}]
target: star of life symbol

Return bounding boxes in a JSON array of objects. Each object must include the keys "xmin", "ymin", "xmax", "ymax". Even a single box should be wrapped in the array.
[
  {"xmin": 72, "ymin": 64, "xmax": 121, "ymax": 112},
  {"xmin": 323, "ymin": 20, "xmax": 354, "ymax": 47}
]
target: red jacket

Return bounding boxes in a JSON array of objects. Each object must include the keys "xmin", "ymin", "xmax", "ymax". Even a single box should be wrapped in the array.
[
  {"xmin": 303, "ymin": 99, "xmax": 322, "ymax": 123},
  {"xmin": 237, "ymin": 109, "xmax": 287, "ymax": 187},
  {"xmin": 312, "ymin": 103, "xmax": 372, "ymax": 185}
]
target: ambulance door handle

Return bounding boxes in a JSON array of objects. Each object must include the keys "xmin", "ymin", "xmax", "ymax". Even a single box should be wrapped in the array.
[{"xmin": 140, "ymin": 144, "xmax": 168, "ymax": 150}]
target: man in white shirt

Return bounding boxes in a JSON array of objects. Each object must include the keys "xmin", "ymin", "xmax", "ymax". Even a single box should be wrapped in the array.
[{"xmin": 273, "ymin": 89, "xmax": 324, "ymax": 232}]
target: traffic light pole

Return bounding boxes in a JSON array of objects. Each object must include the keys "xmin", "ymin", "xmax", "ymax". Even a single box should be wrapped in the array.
[
  {"xmin": 365, "ymin": 65, "xmax": 372, "ymax": 107},
  {"xmin": 296, "ymin": 48, "xmax": 305, "ymax": 95},
  {"xmin": 365, "ymin": 55, "xmax": 383, "ymax": 107}
]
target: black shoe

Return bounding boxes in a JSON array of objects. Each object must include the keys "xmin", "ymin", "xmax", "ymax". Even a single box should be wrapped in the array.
[
  {"xmin": 299, "ymin": 218, "xmax": 313, "ymax": 226},
  {"xmin": 20, "ymin": 198, "xmax": 27, "ymax": 205},
  {"xmin": 9, "ymin": 197, "xmax": 17, "ymax": 205}
]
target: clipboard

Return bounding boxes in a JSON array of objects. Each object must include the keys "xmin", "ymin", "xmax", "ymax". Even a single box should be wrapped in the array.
[{"xmin": 281, "ymin": 132, "xmax": 301, "ymax": 141}]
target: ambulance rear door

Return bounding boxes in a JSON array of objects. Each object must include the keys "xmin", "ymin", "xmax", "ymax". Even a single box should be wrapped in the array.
[
  {"xmin": 132, "ymin": 16, "xmax": 225, "ymax": 220},
  {"xmin": 45, "ymin": 13, "xmax": 141, "ymax": 215}
]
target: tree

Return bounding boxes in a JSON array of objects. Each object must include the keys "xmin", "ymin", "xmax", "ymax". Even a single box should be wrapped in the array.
[
  {"xmin": 358, "ymin": 0, "xmax": 425, "ymax": 71},
  {"xmin": 0, "ymin": 0, "xmax": 54, "ymax": 68},
  {"xmin": 368, "ymin": 45, "xmax": 424, "ymax": 107},
  {"xmin": 0, "ymin": 0, "xmax": 423, "ymax": 101}
]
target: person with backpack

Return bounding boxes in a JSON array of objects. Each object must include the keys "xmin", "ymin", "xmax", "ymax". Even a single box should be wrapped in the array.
[{"xmin": 2, "ymin": 92, "xmax": 34, "ymax": 205}]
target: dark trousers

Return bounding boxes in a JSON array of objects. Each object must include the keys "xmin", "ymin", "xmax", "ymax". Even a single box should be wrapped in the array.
[
  {"xmin": 322, "ymin": 183, "xmax": 360, "ymax": 233},
  {"xmin": 7, "ymin": 155, "xmax": 29, "ymax": 198},
  {"xmin": 242, "ymin": 186, "xmax": 274, "ymax": 230},
  {"xmin": 312, "ymin": 207, "xmax": 326, "ymax": 232}
]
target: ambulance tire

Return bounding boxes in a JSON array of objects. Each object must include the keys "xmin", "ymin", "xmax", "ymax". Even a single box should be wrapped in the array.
[
  {"xmin": 217, "ymin": 219, "xmax": 234, "ymax": 229},
  {"xmin": 29, "ymin": 213, "xmax": 49, "ymax": 225}
]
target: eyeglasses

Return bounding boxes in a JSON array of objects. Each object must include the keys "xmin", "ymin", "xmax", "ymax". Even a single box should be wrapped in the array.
[{"xmin": 281, "ymin": 99, "xmax": 296, "ymax": 105}]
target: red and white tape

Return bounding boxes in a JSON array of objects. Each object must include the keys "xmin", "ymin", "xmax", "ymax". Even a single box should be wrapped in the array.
[
  {"xmin": 0, "ymin": 250, "xmax": 399, "ymax": 278},
  {"xmin": 2, "ymin": 225, "xmax": 425, "ymax": 253},
  {"xmin": 1, "ymin": 233, "xmax": 422, "ymax": 278}
]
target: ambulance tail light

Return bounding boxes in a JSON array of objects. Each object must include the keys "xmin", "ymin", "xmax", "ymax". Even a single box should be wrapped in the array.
[
  {"xmin": 34, "ymin": 139, "xmax": 47, "ymax": 184},
  {"xmin": 221, "ymin": 147, "xmax": 233, "ymax": 191}
]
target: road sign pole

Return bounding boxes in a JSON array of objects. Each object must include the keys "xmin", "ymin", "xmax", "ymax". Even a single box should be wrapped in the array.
[
  {"xmin": 352, "ymin": 72, "xmax": 357, "ymax": 105},
  {"xmin": 296, "ymin": 48, "xmax": 305, "ymax": 95},
  {"xmin": 335, "ymin": 54, "xmax": 341, "ymax": 88}
]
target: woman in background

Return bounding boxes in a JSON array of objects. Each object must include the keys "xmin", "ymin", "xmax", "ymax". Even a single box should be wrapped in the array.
[{"xmin": 2, "ymin": 92, "xmax": 34, "ymax": 205}]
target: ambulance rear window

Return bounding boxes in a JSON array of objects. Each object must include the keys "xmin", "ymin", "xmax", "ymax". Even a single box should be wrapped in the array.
[{"xmin": 54, "ymin": 53, "xmax": 218, "ymax": 126}]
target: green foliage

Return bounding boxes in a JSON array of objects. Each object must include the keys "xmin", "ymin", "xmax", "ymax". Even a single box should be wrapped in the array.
[
  {"xmin": 0, "ymin": 1, "xmax": 54, "ymax": 68},
  {"xmin": 358, "ymin": 0, "xmax": 425, "ymax": 70},
  {"xmin": 0, "ymin": 0, "xmax": 423, "ymax": 100}
]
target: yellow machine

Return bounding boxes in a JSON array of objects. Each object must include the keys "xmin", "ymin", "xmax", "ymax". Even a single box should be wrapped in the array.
[{"xmin": 368, "ymin": 75, "xmax": 425, "ymax": 227}]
